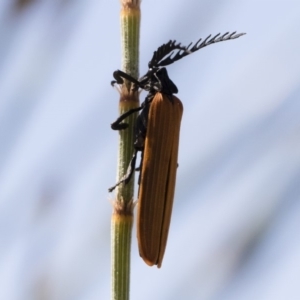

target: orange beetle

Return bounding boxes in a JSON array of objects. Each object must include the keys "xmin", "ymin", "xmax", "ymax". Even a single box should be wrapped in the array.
[{"xmin": 109, "ymin": 32, "xmax": 245, "ymax": 267}]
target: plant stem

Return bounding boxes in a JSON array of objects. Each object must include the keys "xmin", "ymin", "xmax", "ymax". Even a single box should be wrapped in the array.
[{"xmin": 111, "ymin": 1, "xmax": 140, "ymax": 299}]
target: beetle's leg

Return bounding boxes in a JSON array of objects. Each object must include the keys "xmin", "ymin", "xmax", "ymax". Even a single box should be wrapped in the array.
[
  {"xmin": 133, "ymin": 111, "xmax": 147, "ymax": 185},
  {"xmin": 111, "ymin": 106, "xmax": 143, "ymax": 130},
  {"xmin": 137, "ymin": 150, "xmax": 144, "ymax": 186},
  {"xmin": 108, "ymin": 149, "xmax": 139, "ymax": 192},
  {"xmin": 111, "ymin": 70, "xmax": 124, "ymax": 86},
  {"xmin": 111, "ymin": 93, "xmax": 151, "ymax": 131},
  {"xmin": 111, "ymin": 70, "xmax": 144, "ymax": 92}
]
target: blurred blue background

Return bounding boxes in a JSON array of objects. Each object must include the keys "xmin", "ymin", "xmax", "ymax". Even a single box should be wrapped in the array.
[{"xmin": 1, "ymin": 0, "xmax": 300, "ymax": 299}]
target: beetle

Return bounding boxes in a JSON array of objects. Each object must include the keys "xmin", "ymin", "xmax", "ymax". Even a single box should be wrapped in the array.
[{"xmin": 109, "ymin": 31, "xmax": 245, "ymax": 267}]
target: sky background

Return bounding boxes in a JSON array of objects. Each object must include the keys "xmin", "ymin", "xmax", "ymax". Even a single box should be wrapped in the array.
[{"xmin": 1, "ymin": 0, "xmax": 300, "ymax": 299}]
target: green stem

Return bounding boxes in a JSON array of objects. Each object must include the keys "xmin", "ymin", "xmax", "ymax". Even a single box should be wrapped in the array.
[
  {"xmin": 111, "ymin": 1, "xmax": 141, "ymax": 300},
  {"xmin": 111, "ymin": 203, "xmax": 134, "ymax": 300}
]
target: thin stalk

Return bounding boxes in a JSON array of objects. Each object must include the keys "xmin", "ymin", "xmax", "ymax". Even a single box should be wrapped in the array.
[{"xmin": 111, "ymin": 1, "xmax": 141, "ymax": 300}]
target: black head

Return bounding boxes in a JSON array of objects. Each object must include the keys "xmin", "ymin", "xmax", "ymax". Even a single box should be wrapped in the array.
[
  {"xmin": 138, "ymin": 66, "xmax": 177, "ymax": 95},
  {"xmin": 155, "ymin": 68, "xmax": 178, "ymax": 95}
]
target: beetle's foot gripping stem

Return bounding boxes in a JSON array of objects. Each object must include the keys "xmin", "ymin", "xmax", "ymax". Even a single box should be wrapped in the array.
[
  {"xmin": 111, "ymin": 70, "xmax": 141, "ymax": 86},
  {"xmin": 111, "ymin": 80, "xmax": 118, "ymax": 87},
  {"xmin": 108, "ymin": 167, "xmax": 134, "ymax": 192},
  {"xmin": 108, "ymin": 177, "xmax": 127, "ymax": 193},
  {"xmin": 112, "ymin": 70, "xmax": 125, "ymax": 85},
  {"xmin": 111, "ymin": 106, "xmax": 143, "ymax": 130},
  {"xmin": 111, "ymin": 122, "xmax": 129, "ymax": 130},
  {"xmin": 108, "ymin": 150, "xmax": 139, "ymax": 192}
]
